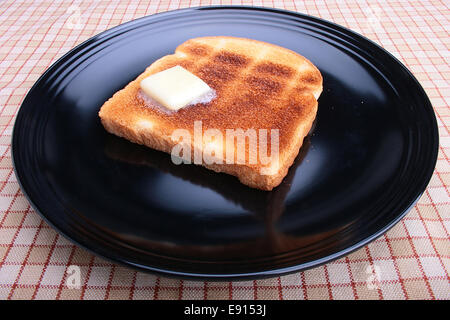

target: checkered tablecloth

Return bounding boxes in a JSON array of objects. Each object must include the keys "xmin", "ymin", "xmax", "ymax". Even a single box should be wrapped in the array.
[{"xmin": 0, "ymin": 0, "xmax": 448, "ymax": 300}]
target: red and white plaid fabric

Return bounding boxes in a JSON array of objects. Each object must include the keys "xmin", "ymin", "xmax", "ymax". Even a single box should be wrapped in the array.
[{"xmin": 0, "ymin": 0, "xmax": 448, "ymax": 300}]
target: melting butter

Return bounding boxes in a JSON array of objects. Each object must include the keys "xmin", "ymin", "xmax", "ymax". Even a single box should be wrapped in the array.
[{"xmin": 140, "ymin": 65, "xmax": 214, "ymax": 111}]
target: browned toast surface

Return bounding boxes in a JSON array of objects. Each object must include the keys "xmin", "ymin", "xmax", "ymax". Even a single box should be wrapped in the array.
[{"xmin": 99, "ymin": 36, "xmax": 322, "ymax": 190}]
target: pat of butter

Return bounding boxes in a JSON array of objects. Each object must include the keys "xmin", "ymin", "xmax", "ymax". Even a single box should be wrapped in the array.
[{"xmin": 140, "ymin": 65, "xmax": 212, "ymax": 111}]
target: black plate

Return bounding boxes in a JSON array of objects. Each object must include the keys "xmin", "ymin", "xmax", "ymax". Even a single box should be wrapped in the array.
[{"xmin": 12, "ymin": 6, "xmax": 438, "ymax": 279}]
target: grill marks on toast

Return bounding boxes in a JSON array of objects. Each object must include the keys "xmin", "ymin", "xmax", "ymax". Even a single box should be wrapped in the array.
[
  {"xmin": 198, "ymin": 63, "xmax": 237, "ymax": 82},
  {"xmin": 254, "ymin": 61, "xmax": 295, "ymax": 78},
  {"xmin": 142, "ymin": 38, "xmax": 320, "ymax": 137},
  {"xmin": 196, "ymin": 63, "xmax": 238, "ymax": 90},
  {"xmin": 183, "ymin": 43, "xmax": 211, "ymax": 56},
  {"xmin": 245, "ymin": 76, "xmax": 282, "ymax": 96},
  {"xmin": 213, "ymin": 51, "xmax": 250, "ymax": 67},
  {"xmin": 196, "ymin": 46, "xmax": 287, "ymax": 128},
  {"xmin": 174, "ymin": 39, "xmax": 316, "ymax": 137},
  {"xmin": 183, "ymin": 44, "xmax": 283, "ymax": 107},
  {"xmin": 196, "ymin": 50, "xmax": 251, "ymax": 91}
]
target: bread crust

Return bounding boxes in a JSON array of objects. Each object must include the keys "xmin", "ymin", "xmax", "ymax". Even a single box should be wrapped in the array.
[{"xmin": 99, "ymin": 36, "xmax": 322, "ymax": 190}]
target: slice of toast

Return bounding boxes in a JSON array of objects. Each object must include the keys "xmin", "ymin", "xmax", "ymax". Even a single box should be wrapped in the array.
[{"xmin": 99, "ymin": 36, "xmax": 322, "ymax": 190}]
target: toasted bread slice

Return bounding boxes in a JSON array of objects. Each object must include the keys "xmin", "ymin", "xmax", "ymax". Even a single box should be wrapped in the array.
[{"xmin": 99, "ymin": 36, "xmax": 322, "ymax": 190}]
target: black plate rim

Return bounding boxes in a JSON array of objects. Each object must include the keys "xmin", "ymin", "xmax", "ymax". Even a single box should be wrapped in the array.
[{"xmin": 11, "ymin": 6, "xmax": 439, "ymax": 280}]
